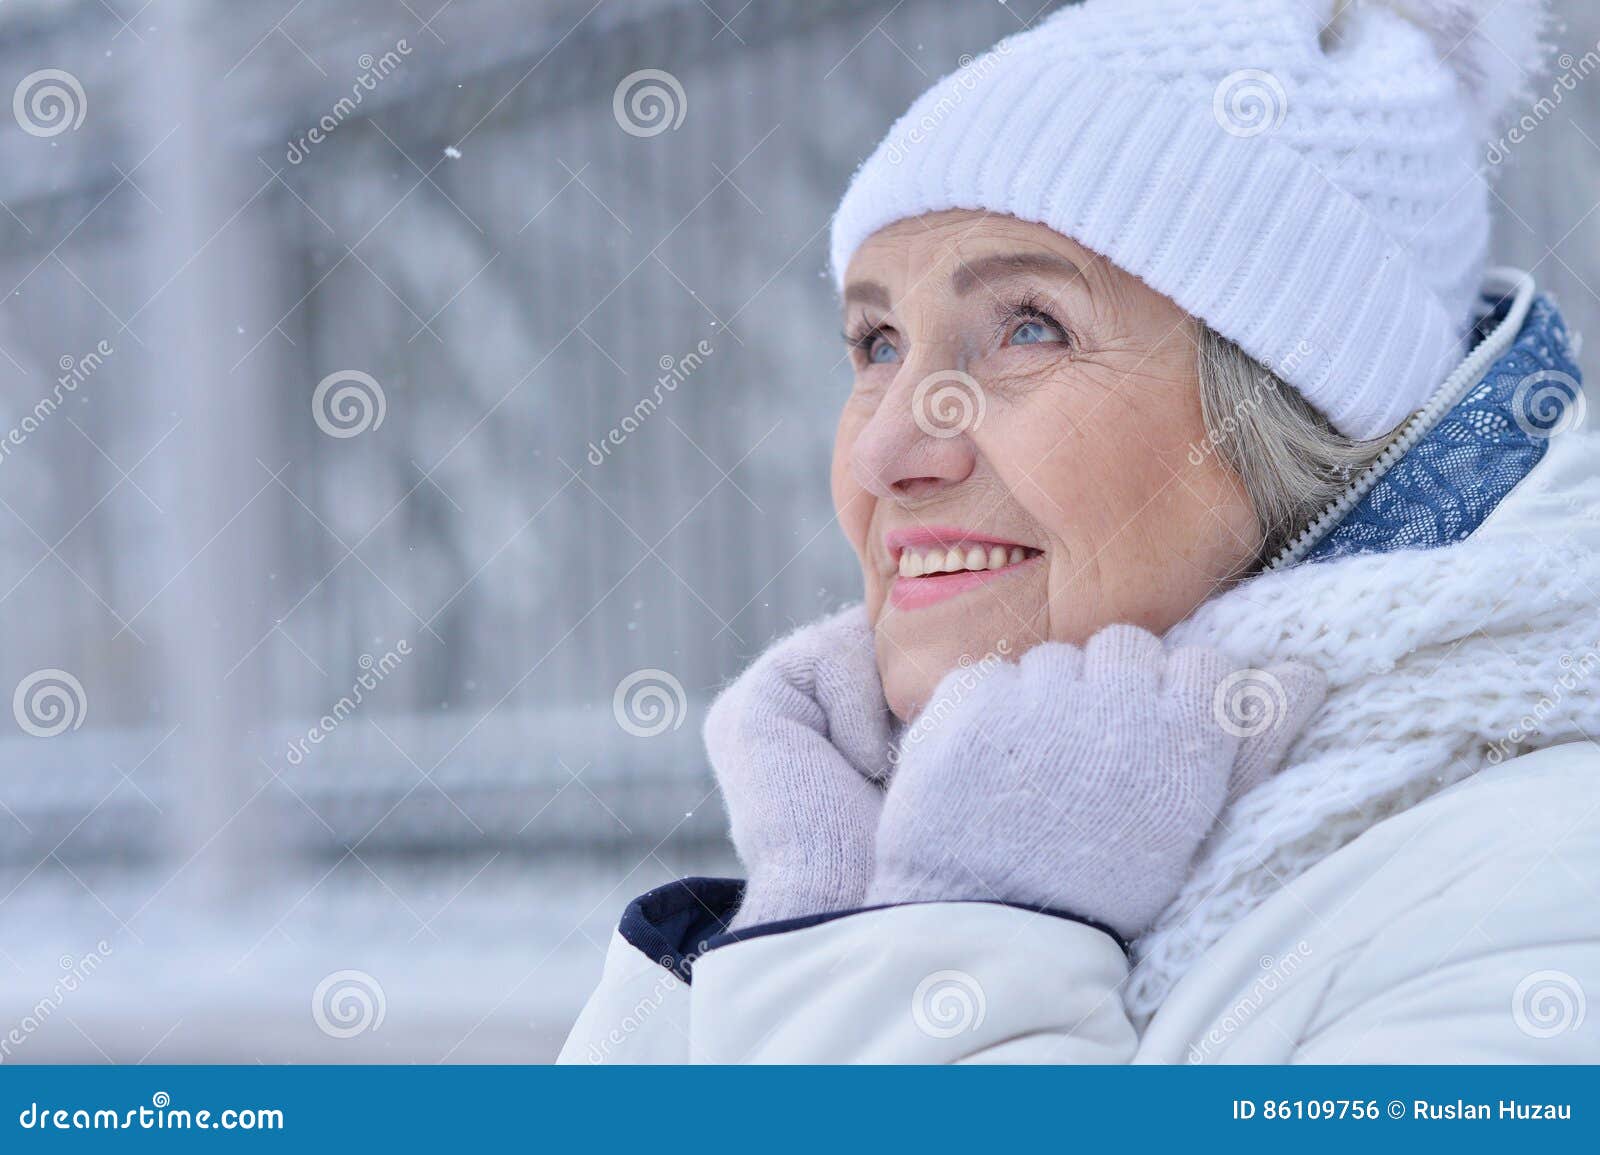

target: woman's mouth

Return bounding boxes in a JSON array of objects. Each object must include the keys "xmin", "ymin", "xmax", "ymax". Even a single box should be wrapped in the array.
[{"xmin": 885, "ymin": 529, "xmax": 1042, "ymax": 611}]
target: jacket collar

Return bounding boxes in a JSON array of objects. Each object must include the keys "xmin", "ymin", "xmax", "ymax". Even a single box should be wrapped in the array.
[{"xmin": 1270, "ymin": 269, "xmax": 1583, "ymax": 567}]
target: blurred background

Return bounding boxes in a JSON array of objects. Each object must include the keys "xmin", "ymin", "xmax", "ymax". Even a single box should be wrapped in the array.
[{"xmin": 0, "ymin": 0, "xmax": 1595, "ymax": 1062}]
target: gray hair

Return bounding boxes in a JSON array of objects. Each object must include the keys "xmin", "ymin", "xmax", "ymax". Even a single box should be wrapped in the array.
[{"xmin": 1194, "ymin": 324, "xmax": 1392, "ymax": 569}]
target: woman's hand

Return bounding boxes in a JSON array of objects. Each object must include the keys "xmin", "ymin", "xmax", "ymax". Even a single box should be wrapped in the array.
[
  {"xmin": 704, "ymin": 605, "xmax": 896, "ymax": 929},
  {"xmin": 866, "ymin": 624, "xmax": 1325, "ymax": 941}
]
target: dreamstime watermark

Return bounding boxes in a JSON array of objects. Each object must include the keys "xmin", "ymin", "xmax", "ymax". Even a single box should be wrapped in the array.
[
  {"xmin": 0, "ymin": 941, "xmax": 113, "ymax": 1063},
  {"xmin": 1511, "ymin": 969, "xmax": 1586, "ymax": 1039},
  {"xmin": 12, "ymin": 669, "xmax": 86, "ymax": 738},
  {"xmin": 312, "ymin": 369, "xmax": 386, "ymax": 437},
  {"xmin": 17, "ymin": 1093, "xmax": 283, "ymax": 1132},
  {"xmin": 1213, "ymin": 668, "xmax": 1288, "ymax": 738},
  {"xmin": 13, "ymin": 69, "xmax": 86, "ymax": 137},
  {"xmin": 1487, "ymin": 41, "xmax": 1600, "ymax": 166},
  {"xmin": 284, "ymin": 640, "xmax": 410, "ymax": 766},
  {"xmin": 881, "ymin": 44, "xmax": 1011, "ymax": 165},
  {"xmin": 286, "ymin": 40, "xmax": 412, "ymax": 164},
  {"xmin": 1510, "ymin": 369, "xmax": 1586, "ymax": 439},
  {"xmin": 911, "ymin": 970, "xmax": 987, "ymax": 1039},
  {"xmin": 1187, "ymin": 338, "xmax": 1314, "ymax": 466},
  {"xmin": 1486, "ymin": 648, "xmax": 1600, "ymax": 765},
  {"xmin": 1187, "ymin": 941, "xmax": 1312, "ymax": 1062},
  {"xmin": 586, "ymin": 339, "xmax": 713, "ymax": 466},
  {"xmin": 612, "ymin": 669, "xmax": 687, "ymax": 738},
  {"xmin": 912, "ymin": 369, "xmax": 985, "ymax": 438},
  {"xmin": 1213, "ymin": 69, "xmax": 1288, "ymax": 138},
  {"xmin": 0, "ymin": 340, "xmax": 112, "ymax": 467},
  {"xmin": 891, "ymin": 640, "xmax": 1012, "ymax": 767},
  {"xmin": 311, "ymin": 969, "xmax": 386, "ymax": 1039},
  {"xmin": 613, "ymin": 69, "xmax": 686, "ymax": 137},
  {"xmin": 583, "ymin": 958, "xmax": 682, "ymax": 1063}
]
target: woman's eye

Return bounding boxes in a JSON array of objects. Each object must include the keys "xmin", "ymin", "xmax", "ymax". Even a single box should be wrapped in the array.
[
  {"xmin": 1009, "ymin": 318, "xmax": 1060, "ymax": 346},
  {"xmin": 866, "ymin": 334, "xmax": 900, "ymax": 364}
]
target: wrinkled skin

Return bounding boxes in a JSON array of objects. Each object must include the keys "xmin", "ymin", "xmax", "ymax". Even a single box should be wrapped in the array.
[{"xmin": 833, "ymin": 210, "xmax": 1260, "ymax": 720}]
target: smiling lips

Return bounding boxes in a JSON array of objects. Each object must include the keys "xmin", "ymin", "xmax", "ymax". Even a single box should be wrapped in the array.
[{"xmin": 885, "ymin": 529, "xmax": 1042, "ymax": 610}]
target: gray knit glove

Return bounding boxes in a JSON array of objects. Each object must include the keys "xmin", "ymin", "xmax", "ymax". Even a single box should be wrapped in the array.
[
  {"xmin": 704, "ymin": 605, "xmax": 896, "ymax": 929},
  {"xmin": 865, "ymin": 624, "xmax": 1325, "ymax": 941}
]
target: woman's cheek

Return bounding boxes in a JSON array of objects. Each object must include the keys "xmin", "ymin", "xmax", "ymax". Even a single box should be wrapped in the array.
[
  {"xmin": 831, "ymin": 403, "xmax": 876, "ymax": 588},
  {"xmin": 990, "ymin": 428, "xmax": 1115, "ymax": 647}
]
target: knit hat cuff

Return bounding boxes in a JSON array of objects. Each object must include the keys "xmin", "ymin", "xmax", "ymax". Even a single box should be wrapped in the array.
[{"xmin": 830, "ymin": 65, "xmax": 1468, "ymax": 441}]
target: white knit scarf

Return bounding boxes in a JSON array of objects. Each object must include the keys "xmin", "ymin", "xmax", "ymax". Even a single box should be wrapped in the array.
[{"xmin": 1126, "ymin": 442, "xmax": 1600, "ymax": 1020}]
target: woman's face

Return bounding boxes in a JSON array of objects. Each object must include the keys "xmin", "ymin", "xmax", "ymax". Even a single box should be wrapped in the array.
[{"xmin": 833, "ymin": 211, "xmax": 1260, "ymax": 721}]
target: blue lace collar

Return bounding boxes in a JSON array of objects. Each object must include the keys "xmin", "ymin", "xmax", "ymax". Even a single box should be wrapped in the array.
[{"xmin": 1299, "ymin": 278, "xmax": 1582, "ymax": 565}]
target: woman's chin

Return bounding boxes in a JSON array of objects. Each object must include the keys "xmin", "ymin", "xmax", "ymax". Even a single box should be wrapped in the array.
[{"xmin": 875, "ymin": 614, "xmax": 1037, "ymax": 723}]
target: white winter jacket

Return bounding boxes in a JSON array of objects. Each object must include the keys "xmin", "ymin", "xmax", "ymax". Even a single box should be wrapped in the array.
[{"xmin": 560, "ymin": 272, "xmax": 1600, "ymax": 1064}]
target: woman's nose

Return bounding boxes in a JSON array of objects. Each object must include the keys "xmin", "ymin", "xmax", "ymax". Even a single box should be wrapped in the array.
[{"xmin": 850, "ymin": 363, "xmax": 981, "ymax": 501}]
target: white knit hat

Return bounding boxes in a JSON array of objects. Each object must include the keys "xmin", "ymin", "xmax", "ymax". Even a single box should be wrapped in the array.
[{"xmin": 830, "ymin": 0, "xmax": 1549, "ymax": 440}]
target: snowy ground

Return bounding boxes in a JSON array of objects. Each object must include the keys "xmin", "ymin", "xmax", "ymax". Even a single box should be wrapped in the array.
[
  {"xmin": 0, "ymin": 848, "xmax": 735, "ymax": 1063},
  {"xmin": 0, "ymin": 714, "xmax": 733, "ymax": 1063}
]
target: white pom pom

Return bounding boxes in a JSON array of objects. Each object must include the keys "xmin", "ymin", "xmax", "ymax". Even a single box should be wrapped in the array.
[{"xmin": 1332, "ymin": 1, "xmax": 1553, "ymax": 131}]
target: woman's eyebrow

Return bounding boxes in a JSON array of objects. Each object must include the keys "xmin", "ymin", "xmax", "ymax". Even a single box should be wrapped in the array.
[
  {"xmin": 951, "ymin": 252, "xmax": 1083, "ymax": 295},
  {"xmin": 842, "ymin": 280, "xmax": 891, "ymax": 310}
]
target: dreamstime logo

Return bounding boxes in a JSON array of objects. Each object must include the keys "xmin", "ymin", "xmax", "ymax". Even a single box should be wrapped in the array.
[
  {"xmin": 286, "ymin": 40, "xmax": 412, "ymax": 164},
  {"xmin": 881, "ymin": 43, "xmax": 1012, "ymax": 165},
  {"xmin": 12, "ymin": 669, "xmax": 86, "ymax": 737},
  {"xmin": 584, "ymin": 961, "xmax": 682, "ymax": 1063},
  {"xmin": 1511, "ymin": 369, "xmax": 1587, "ymax": 439},
  {"xmin": 0, "ymin": 940, "xmax": 113, "ymax": 1063},
  {"xmin": 587, "ymin": 339, "xmax": 713, "ymax": 466},
  {"xmin": 312, "ymin": 370, "xmax": 386, "ymax": 438},
  {"xmin": 1212, "ymin": 69, "xmax": 1287, "ymax": 138},
  {"xmin": 1187, "ymin": 339, "xmax": 1314, "ymax": 466},
  {"xmin": 891, "ymin": 639, "xmax": 1012, "ymax": 767},
  {"xmin": 1212, "ymin": 668, "xmax": 1287, "ymax": 738},
  {"xmin": 1487, "ymin": 39, "xmax": 1600, "ymax": 165},
  {"xmin": 311, "ymin": 969, "xmax": 386, "ymax": 1039},
  {"xmin": 1512, "ymin": 970, "xmax": 1586, "ymax": 1039},
  {"xmin": 613, "ymin": 69, "xmax": 686, "ymax": 138},
  {"xmin": 13, "ymin": 69, "xmax": 86, "ymax": 137},
  {"xmin": 1187, "ymin": 941, "xmax": 1313, "ymax": 1062},
  {"xmin": 612, "ymin": 668, "xmax": 687, "ymax": 737},
  {"xmin": 1486, "ymin": 648, "xmax": 1600, "ymax": 765},
  {"xmin": 0, "ymin": 340, "xmax": 113, "ymax": 467},
  {"xmin": 284, "ymin": 640, "xmax": 410, "ymax": 766},
  {"xmin": 912, "ymin": 369, "xmax": 985, "ymax": 438},
  {"xmin": 911, "ymin": 970, "xmax": 986, "ymax": 1039}
]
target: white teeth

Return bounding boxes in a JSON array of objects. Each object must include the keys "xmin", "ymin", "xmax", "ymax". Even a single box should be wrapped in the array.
[{"xmin": 897, "ymin": 542, "xmax": 1037, "ymax": 577}]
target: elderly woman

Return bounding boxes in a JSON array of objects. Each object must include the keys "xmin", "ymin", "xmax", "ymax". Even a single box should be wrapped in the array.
[{"xmin": 563, "ymin": 0, "xmax": 1600, "ymax": 1063}]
